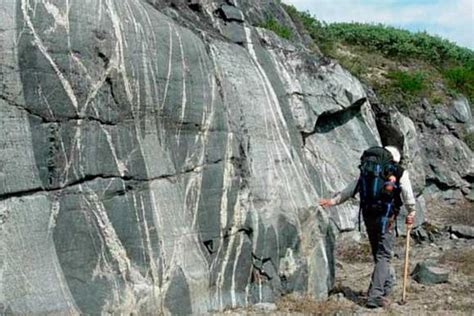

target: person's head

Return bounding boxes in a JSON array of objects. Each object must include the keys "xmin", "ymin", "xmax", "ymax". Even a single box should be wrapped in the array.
[{"xmin": 384, "ymin": 146, "xmax": 401, "ymax": 163}]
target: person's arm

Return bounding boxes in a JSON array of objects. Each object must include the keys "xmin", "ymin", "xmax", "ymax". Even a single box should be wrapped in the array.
[
  {"xmin": 399, "ymin": 171, "xmax": 417, "ymax": 224},
  {"xmin": 320, "ymin": 179, "xmax": 358, "ymax": 208}
]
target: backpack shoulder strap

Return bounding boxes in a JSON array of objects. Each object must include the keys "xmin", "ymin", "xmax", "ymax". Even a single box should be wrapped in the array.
[
  {"xmin": 352, "ymin": 177, "xmax": 360, "ymax": 198},
  {"xmin": 393, "ymin": 164, "xmax": 405, "ymax": 209},
  {"xmin": 394, "ymin": 164, "xmax": 404, "ymax": 183}
]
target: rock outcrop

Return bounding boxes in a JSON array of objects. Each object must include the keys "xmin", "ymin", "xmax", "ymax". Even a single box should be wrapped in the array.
[
  {"xmin": 0, "ymin": 0, "xmax": 380, "ymax": 314},
  {"xmin": 0, "ymin": 0, "xmax": 471, "ymax": 315},
  {"xmin": 369, "ymin": 87, "xmax": 474, "ymax": 232}
]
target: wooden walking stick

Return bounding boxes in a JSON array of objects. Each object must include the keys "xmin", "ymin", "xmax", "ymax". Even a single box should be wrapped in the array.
[{"xmin": 401, "ymin": 223, "xmax": 413, "ymax": 304}]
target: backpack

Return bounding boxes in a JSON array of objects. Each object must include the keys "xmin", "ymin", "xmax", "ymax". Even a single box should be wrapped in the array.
[{"xmin": 356, "ymin": 146, "xmax": 404, "ymax": 232}]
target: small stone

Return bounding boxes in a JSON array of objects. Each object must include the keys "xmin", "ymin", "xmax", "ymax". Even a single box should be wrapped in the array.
[
  {"xmin": 450, "ymin": 225, "xmax": 474, "ymax": 239},
  {"xmin": 452, "ymin": 96, "xmax": 472, "ymax": 123},
  {"xmin": 217, "ymin": 5, "xmax": 244, "ymax": 22},
  {"xmin": 447, "ymin": 296, "xmax": 454, "ymax": 304},
  {"xmin": 466, "ymin": 190, "xmax": 474, "ymax": 202},
  {"xmin": 461, "ymin": 186, "xmax": 470, "ymax": 195},
  {"xmin": 413, "ymin": 226, "xmax": 429, "ymax": 242},
  {"xmin": 446, "ymin": 122, "xmax": 457, "ymax": 131},
  {"xmin": 412, "ymin": 260, "xmax": 449, "ymax": 284},
  {"xmin": 253, "ymin": 302, "xmax": 277, "ymax": 312},
  {"xmin": 450, "ymin": 233, "xmax": 459, "ymax": 240}
]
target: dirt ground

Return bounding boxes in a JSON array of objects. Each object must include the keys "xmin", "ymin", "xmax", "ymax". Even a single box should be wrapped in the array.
[
  {"xmin": 221, "ymin": 199, "xmax": 474, "ymax": 315},
  {"xmin": 327, "ymin": 233, "xmax": 473, "ymax": 315}
]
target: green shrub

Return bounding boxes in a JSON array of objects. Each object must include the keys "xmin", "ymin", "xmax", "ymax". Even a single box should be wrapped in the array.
[
  {"xmin": 464, "ymin": 132, "xmax": 474, "ymax": 151},
  {"xmin": 323, "ymin": 23, "xmax": 474, "ymax": 67},
  {"xmin": 282, "ymin": 4, "xmax": 474, "ymax": 67},
  {"xmin": 258, "ymin": 18, "xmax": 292, "ymax": 40},
  {"xmin": 336, "ymin": 55, "xmax": 365, "ymax": 77},
  {"xmin": 387, "ymin": 70, "xmax": 426, "ymax": 94},
  {"xmin": 282, "ymin": 4, "xmax": 334, "ymax": 53},
  {"xmin": 282, "ymin": 3, "xmax": 474, "ymax": 105},
  {"xmin": 444, "ymin": 66, "xmax": 474, "ymax": 100}
]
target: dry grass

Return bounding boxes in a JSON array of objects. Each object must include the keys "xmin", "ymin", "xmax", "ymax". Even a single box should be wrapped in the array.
[
  {"xmin": 439, "ymin": 248, "xmax": 474, "ymax": 276},
  {"xmin": 448, "ymin": 201, "xmax": 474, "ymax": 226},
  {"xmin": 336, "ymin": 240, "xmax": 372, "ymax": 263},
  {"xmin": 275, "ymin": 294, "xmax": 354, "ymax": 315},
  {"xmin": 426, "ymin": 198, "xmax": 474, "ymax": 226}
]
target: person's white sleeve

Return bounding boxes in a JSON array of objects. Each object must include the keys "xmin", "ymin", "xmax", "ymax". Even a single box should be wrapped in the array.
[
  {"xmin": 332, "ymin": 179, "xmax": 358, "ymax": 205},
  {"xmin": 400, "ymin": 171, "xmax": 416, "ymax": 212}
]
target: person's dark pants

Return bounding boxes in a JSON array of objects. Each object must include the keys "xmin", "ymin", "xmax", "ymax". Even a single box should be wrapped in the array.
[{"xmin": 364, "ymin": 214, "xmax": 395, "ymax": 300}]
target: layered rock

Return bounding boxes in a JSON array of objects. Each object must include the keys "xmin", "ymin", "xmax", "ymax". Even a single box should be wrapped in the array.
[
  {"xmin": 2, "ymin": 0, "xmax": 471, "ymax": 314},
  {"xmin": 0, "ymin": 0, "xmax": 381, "ymax": 314}
]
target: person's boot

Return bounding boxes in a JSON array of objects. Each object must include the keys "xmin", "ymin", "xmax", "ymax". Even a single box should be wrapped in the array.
[{"xmin": 366, "ymin": 296, "xmax": 390, "ymax": 308}]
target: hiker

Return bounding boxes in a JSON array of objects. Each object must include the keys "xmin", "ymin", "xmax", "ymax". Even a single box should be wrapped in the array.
[{"xmin": 319, "ymin": 146, "xmax": 416, "ymax": 308}]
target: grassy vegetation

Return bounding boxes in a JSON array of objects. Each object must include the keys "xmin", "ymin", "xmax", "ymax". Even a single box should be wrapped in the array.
[
  {"xmin": 387, "ymin": 70, "xmax": 426, "ymax": 94},
  {"xmin": 449, "ymin": 199, "xmax": 474, "ymax": 225},
  {"xmin": 444, "ymin": 66, "xmax": 474, "ymax": 101},
  {"xmin": 282, "ymin": 4, "xmax": 474, "ymax": 106},
  {"xmin": 464, "ymin": 132, "xmax": 474, "ymax": 151},
  {"xmin": 276, "ymin": 293, "xmax": 355, "ymax": 314},
  {"xmin": 336, "ymin": 240, "xmax": 372, "ymax": 263},
  {"xmin": 440, "ymin": 248, "xmax": 474, "ymax": 276},
  {"xmin": 258, "ymin": 18, "xmax": 293, "ymax": 40},
  {"xmin": 323, "ymin": 23, "xmax": 473, "ymax": 66},
  {"xmin": 427, "ymin": 197, "xmax": 474, "ymax": 226}
]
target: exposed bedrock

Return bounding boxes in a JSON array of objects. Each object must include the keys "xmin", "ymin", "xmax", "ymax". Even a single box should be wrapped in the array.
[{"xmin": 0, "ymin": 0, "xmax": 460, "ymax": 314}]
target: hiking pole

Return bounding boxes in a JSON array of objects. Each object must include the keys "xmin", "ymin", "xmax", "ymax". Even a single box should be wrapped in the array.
[{"xmin": 401, "ymin": 223, "xmax": 413, "ymax": 304}]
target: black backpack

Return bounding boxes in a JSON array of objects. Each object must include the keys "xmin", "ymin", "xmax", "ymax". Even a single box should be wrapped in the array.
[{"xmin": 356, "ymin": 147, "xmax": 404, "ymax": 228}]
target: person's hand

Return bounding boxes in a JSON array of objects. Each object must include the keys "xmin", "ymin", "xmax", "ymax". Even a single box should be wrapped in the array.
[
  {"xmin": 406, "ymin": 211, "xmax": 416, "ymax": 225},
  {"xmin": 319, "ymin": 198, "xmax": 335, "ymax": 208}
]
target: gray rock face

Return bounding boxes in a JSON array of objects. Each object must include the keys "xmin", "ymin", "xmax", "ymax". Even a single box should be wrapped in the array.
[
  {"xmin": 452, "ymin": 96, "xmax": 472, "ymax": 123},
  {"xmin": 412, "ymin": 260, "xmax": 449, "ymax": 284},
  {"xmin": 376, "ymin": 109, "xmax": 425, "ymax": 195},
  {"xmin": 369, "ymin": 88, "xmax": 473, "ymax": 224},
  {"xmin": 369, "ymin": 92, "xmax": 427, "ymax": 230},
  {"xmin": 2, "ymin": 0, "xmax": 472, "ymax": 313},
  {"xmin": 467, "ymin": 190, "xmax": 474, "ymax": 202},
  {"xmin": 424, "ymin": 133, "xmax": 473, "ymax": 190},
  {"xmin": 415, "ymin": 99, "xmax": 473, "ymax": 195},
  {"xmin": 218, "ymin": 4, "xmax": 245, "ymax": 22},
  {"xmin": 0, "ymin": 1, "xmax": 381, "ymax": 314}
]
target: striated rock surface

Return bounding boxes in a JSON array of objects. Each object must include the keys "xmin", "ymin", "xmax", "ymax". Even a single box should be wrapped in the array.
[
  {"xmin": 0, "ymin": 0, "xmax": 381, "ymax": 314},
  {"xmin": 1, "ymin": 0, "xmax": 471, "ymax": 314}
]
